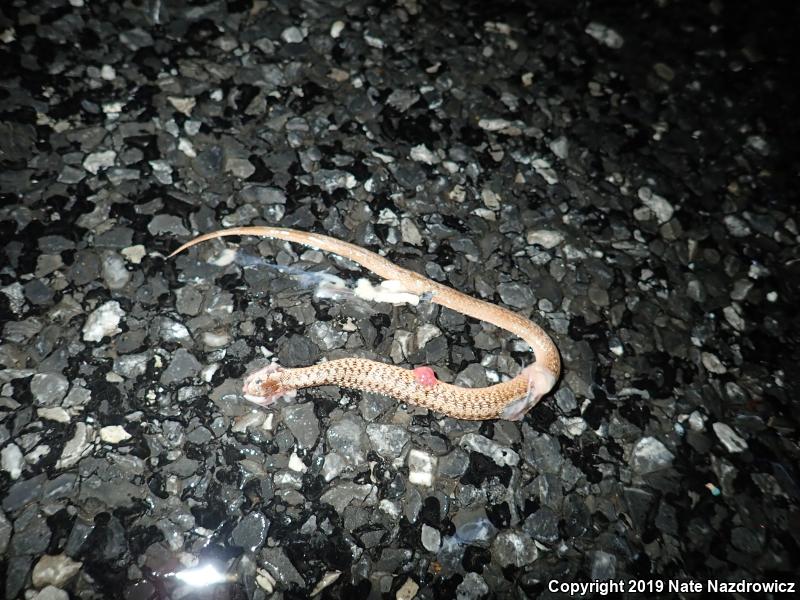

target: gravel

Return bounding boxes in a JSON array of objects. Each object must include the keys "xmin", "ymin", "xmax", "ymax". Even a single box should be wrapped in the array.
[{"xmin": 0, "ymin": 0, "xmax": 798, "ymax": 598}]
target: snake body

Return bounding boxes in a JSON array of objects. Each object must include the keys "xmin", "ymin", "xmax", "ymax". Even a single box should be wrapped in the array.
[{"xmin": 169, "ymin": 227, "xmax": 561, "ymax": 421}]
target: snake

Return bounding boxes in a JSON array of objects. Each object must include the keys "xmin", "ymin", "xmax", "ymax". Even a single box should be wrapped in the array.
[{"xmin": 169, "ymin": 226, "xmax": 561, "ymax": 421}]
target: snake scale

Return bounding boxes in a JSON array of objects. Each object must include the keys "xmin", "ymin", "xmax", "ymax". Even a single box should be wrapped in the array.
[{"xmin": 169, "ymin": 227, "xmax": 560, "ymax": 421}]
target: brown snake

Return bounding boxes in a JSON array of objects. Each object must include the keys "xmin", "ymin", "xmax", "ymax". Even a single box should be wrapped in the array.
[{"xmin": 169, "ymin": 226, "xmax": 561, "ymax": 421}]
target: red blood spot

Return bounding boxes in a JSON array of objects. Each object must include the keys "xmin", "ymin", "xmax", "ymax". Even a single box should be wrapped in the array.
[{"xmin": 413, "ymin": 366, "xmax": 438, "ymax": 388}]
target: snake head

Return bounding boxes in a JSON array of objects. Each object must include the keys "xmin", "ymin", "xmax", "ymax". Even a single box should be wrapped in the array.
[
  {"xmin": 499, "ymin": 363, "xmax": 557, "ymax": 421},
  {"xmin": 242, "ymin": 363, "xmax": 297, "ymax": 406}
]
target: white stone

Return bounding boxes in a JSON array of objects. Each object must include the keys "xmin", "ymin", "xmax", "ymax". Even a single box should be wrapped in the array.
[
  {"xmin": 100, "ymin": 65, "xmax": 116, "ymax": 80},
  {"xmin": 638, "ymin": 187, "xmax": 674, "ymax": 224},
  {"xmin": 330, "ymin": 21, "xmax": 345, "ymax": 39},
  {"xmin": 400, "ymin": 218, "xmax": 423, "ymax": 246},
  {"xmin": 396, "ymin": 578, "xmax": 419, "ymax": 600},
  {"xmin": 531, "ymin": 158, "xmax": 558, "ymax": 184},
  {"xmin": 687, "ymin": 411, "xmax": 706, "ymax": 431},
  {"xmin": 56, "ymin": 423, "xmax": 95, "ymax": 469},
  {"xmin": 83, "ymin": 150, "xmax": 116, "ymax": 174},
  {"xmin": 457, "ymin": 573, "xmax": 489, "ymax": 599},
  {"xmin": 377, "ymin": 208, "xmax": 399, "ymax": 226},
  {"xmin": 379, "ymin": 499, "xmax": 401, "ymax": 518},
  {"xmin": 82, "ymin": 300, "xmax": 125, "ymax": 341},
  {"xmin": 563, "ymin": 417, "xmax": 587, "ymax": 438},
  {"xmin": 724, "ymin": 215, "xmax": 751, "ymax": 237},
  {"xmin": 481, "ymin": 188, "xmax": 501, "ymax": 210},
  {"xmin": 35, "ymin": 587, "xmax": 69, "ymax": 600},
  {"xmin": 25, "ymin": 445, "xmax": 50, "ymax": 464},
  {"xmin": 712, "ymin": 423, "xmax": 748, "ymax": 453},
  {"xmin": 723, "ymin": 305, "xmax": 745, "ymax": 332},
  {"xmin": 255, "ymin": 568, "xmax": 275, "ymax": 592},
  {"xmin": 407, "ymin": 449, "xmax": 435, "ymax": 487},
  {"xmin": 288, "ymin": 451, "xmax": 307, "ymax": 473},
  {"xmin": 1, "ymin": 443, "xmax": 24, "ymax": 479},
  {"xmin": 281, "ymin": 26, "xmax": 306, "ymax": 43},
  {"xmin": 100, "ymin": 425, "xmax": 131, "ymax": 444},
  {"xmin": 585, "ymin": 22, "xmax": 624, "ymax": 49},
  {"xmin": 459, "ymin": 433, "xmax": 519, "ymax": 466},
  {"xmin": 526, "ymin": 229, "xmax": 564, "ymax": 249},
  {"xmin": 472, "ymin": 208, "xmax": 496, "ymax": 222},
  {"xmin": 409, "ymin": 144, "xmax": 437, "ymax": 164},
  {"xmin": 101, "ymin": 252, "xmax": 130, "ymax": 289},
  {"xmin": 478, "ymin": 118, "xmax": 512, "ymax": 131},
  {"xmin": 701, "ymin": 352, "xmax": 727, "ymax": 374},
  {"xmin": 549, "ymin": 136, "xmax": 569, "ymax": 159},
  {"xmin": 38, "ymin": 407, "xmax": 71, "ymax": 423},
  {"xmin": 421, "ymin": 524, "xmax": 441, "ymax": 552},
  {"xmin": 167, "ymin": 96, "xmax": 196, "ymax": 116},
  {"xmin": 178, "ymin": 138, "xmax": 196, "ymax": 157},
  {"xmin": 415, "ymin": 324, "xmax": 441, "ymax": 348},
  {"xmin": 631, "ymin": 436, "xmax": 674, "ymax": 474},
  {"xmin": 121, "ymin": 245, "xmax": 146, "ymax": 264},
  {"xmin": 449, "ymin": 184, "xmax": 466, "ymax": 203},
  {"xmin": 364, "ymin": 33, "xmax": 385, "ymax": 48},
  {"xmin": 32, "ymin": 553, "xmax": 83, "ymax": 588},
  {"xmin": 102, "ymin": 101, "xmax": 124, "ymax": 115}
]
